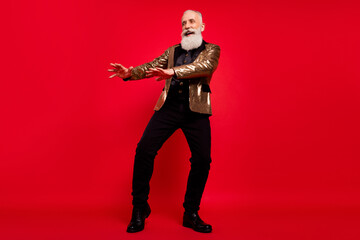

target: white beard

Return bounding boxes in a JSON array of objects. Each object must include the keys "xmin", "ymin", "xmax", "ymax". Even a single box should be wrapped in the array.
[{"xmin": 181, "ymin": 27, "xmax": 203, "ymax": 51}]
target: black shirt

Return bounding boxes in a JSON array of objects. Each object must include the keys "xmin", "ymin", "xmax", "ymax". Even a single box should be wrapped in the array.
[{"xmin": 167, "ymin": 40, "xmax": 206, "ymax": 102}]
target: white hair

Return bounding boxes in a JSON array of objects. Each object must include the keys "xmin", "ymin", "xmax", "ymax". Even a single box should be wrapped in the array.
[{"xmin": 183, "ymin": 10, "xmax": 203, "ymax": 24}]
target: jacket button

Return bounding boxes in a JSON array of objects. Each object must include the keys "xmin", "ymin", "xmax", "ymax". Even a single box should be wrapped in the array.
[
  {"xmin": 178, "ymin": 90, "xmax": 183, "ymax": 94},
  {"xmin": 179, "ymin": 82, "xmax": 184, "ymax": 86}
]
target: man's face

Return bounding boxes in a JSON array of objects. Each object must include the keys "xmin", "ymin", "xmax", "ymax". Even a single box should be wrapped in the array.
[{"xmin": 181, "ymin": 11, "xmax": 204, "ymax": 37}]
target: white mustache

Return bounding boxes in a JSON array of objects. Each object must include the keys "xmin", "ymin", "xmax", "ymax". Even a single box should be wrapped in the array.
[{"xmin": 181, "ymin": 29, "xmax": 196, "ymax": 37}]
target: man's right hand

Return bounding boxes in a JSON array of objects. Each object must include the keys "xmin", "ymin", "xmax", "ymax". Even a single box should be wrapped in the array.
[{"xmin": 108, "ymin": 63, "xmax": 133, "ymax": 79}]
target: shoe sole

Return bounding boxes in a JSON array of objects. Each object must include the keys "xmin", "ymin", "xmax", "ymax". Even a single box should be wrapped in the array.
[
  {"xmin": 182, "ymin": 221, "xmax": 212, "ymax": 233},
  {"xmin": 126, "ymin": 226, "xmax": 144, "ymax": 233}
]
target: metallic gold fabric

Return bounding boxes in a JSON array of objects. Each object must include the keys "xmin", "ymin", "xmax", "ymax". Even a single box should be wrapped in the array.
[
  {"xmin": 128, "ymin": 43, "xmax": 220, "ymax": 115},
  {"xmin": 129, "ymin": 48, "xmax": 171, "ymax": 80}
]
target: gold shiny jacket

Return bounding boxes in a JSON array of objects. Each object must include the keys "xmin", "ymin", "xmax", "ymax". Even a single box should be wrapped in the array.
[{"xmin": 127, "ymin": 42, "xmax": 220, "ymax": 115}]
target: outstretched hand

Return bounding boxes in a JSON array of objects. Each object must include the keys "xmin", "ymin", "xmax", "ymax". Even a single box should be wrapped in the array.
[
  {"xmin": 108, "ymin": 63, "xmax": 133, "ymax": 79},
  {"xmin": 146, "ymin": 67, "xmax": 175, "ymax": 81}
]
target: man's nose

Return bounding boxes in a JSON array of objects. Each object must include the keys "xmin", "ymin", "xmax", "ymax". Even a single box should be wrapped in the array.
[{"xmin": 184, "ymin": 22, "xmax": 191, "ymax": 29}]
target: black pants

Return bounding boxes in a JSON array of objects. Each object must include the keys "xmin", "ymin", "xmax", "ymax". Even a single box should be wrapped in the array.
[{"xmin": 131, "ymin": 98, "xmax": 211, "ymax": 213}]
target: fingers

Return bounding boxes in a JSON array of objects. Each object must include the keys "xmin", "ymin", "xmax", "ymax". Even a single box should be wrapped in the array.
[
  {"xmin": 145, "ymin": 72, "xmax": 154, "ymax": 78},
  {"xmin": 155, "ymin": 67, "xmax": 165, "ymax": 72},
  {"xmin": 145, "ymin": 68, "xmax": 157, "ymax": 78},
  {"xmin": 109, "ymin": 63, "xmax": 130, "ymax": 79},
  {"xmin": 146, "ymin": 67, "xmax": 169, "ymax": 79},
  {"xmin": 110, "ymin": 63, "xmax": 127, "ymax": 71},
  {"xmin": 156, "ymin": 75, "xmax": 167, "ymax": 81},
  {"xmin": 152, "ymin": 67, "xmax": 164, "ymax": 72},
  {"xmin": 146, "ymin": 68, "xmax": 161, "ymax": 75},
  {"xmin": 109, "ymin": 73, "xmax": 117, "ymax": 78},
  {"xmin": 114, "ymin": 63, "xmax": 127, "ymax": 70},
  {"xmin": 110, "ymin": 63, "xmax": 119, "ymax": 68}
]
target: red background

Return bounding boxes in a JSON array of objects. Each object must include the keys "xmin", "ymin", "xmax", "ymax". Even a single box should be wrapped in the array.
[{"xmin": 1, "ymin": 0, "xmax": 360, "ymax": 239}]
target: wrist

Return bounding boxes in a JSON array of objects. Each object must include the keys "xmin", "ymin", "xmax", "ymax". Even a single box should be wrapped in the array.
[
  {"xmin": 125, "ymin": 69, "xmax": 132, "ymax": 79},
  {"xmin": 169, "ymin": 68, "xmax": 175, "ymax": 76},
  {"xmin": 123, "ymin": 70, "xmax": 132, "ymax": 81}
]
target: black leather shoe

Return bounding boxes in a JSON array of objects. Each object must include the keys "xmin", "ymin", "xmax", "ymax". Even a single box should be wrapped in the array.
[
  {"xmin": 183, "ymin": 212, "xmax": 212, "ymax": 233},
  {"xmin": 126, "ymin": 203, "xmax": 151, "ymax": 233}
]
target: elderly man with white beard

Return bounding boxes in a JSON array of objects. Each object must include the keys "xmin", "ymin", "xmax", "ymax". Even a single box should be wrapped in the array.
[{"xmin": 108, "ymin": 10, "xmax": 220, "ymax": 233}]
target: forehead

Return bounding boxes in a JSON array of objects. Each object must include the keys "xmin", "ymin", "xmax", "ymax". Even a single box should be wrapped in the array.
[{"xmin": 182, "ymin": 11, "xmax": 200, "ymax": 22}]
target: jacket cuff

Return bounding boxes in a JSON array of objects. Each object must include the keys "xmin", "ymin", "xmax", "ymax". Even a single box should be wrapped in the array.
[{"xmin": 172, "ymin": 68, "xmax": 177, "ymax": 78}]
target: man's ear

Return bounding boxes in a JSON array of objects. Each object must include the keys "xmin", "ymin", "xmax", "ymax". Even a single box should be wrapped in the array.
[{"xmin": 201, "ymin": 23, "xmax": 205, "ymax": 32}]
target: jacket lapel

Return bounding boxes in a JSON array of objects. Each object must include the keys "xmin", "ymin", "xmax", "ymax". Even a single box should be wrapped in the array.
[
  {"xmin": 174, "ymin": 45, "xmax": 182, "ymax": 66},
  {"xmin": 192, "ymin": 40, "xmax": 206, "ymax": 61}
]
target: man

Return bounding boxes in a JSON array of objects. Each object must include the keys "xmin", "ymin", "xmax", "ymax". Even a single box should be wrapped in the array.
[{"xmin": 108, "ymin": 10, "xmax": 220, "ymax": 233}]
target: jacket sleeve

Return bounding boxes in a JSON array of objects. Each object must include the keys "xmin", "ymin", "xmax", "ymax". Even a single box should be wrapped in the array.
[
  {"xmin": 172, "ymin": 45, "xmax": 220, "ymax": 79},
  {"xmin": 125, "ymin": 47, "xmax": 170, "ymax": 80}
]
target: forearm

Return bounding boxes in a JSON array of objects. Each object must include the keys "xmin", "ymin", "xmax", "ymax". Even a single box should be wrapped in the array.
[
  {"xmin": 125, "ymin": 48, "xmax": 170, "ymax": 80},
  {"xmin": 173, "ymin": 45, "xmax": 220, "ymax": 79},
  {"xmin": 173, "ymin": 61, "xmax": 216, "ymax": 79}
]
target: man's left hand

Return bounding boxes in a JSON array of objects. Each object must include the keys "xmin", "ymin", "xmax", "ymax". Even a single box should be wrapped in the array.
[{"xmin": 145, "ymin": 67, "xmax": 175, "ymax": 81}]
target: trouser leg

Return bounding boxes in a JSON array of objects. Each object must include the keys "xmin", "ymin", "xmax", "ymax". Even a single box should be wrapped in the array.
[
  {"xmin": 181, "ymin": 114, "xmax": 211, "ymax": 213},
  {"xmin": 132, "ymin": 110, "xmax": 177, "ymax": 208}
]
